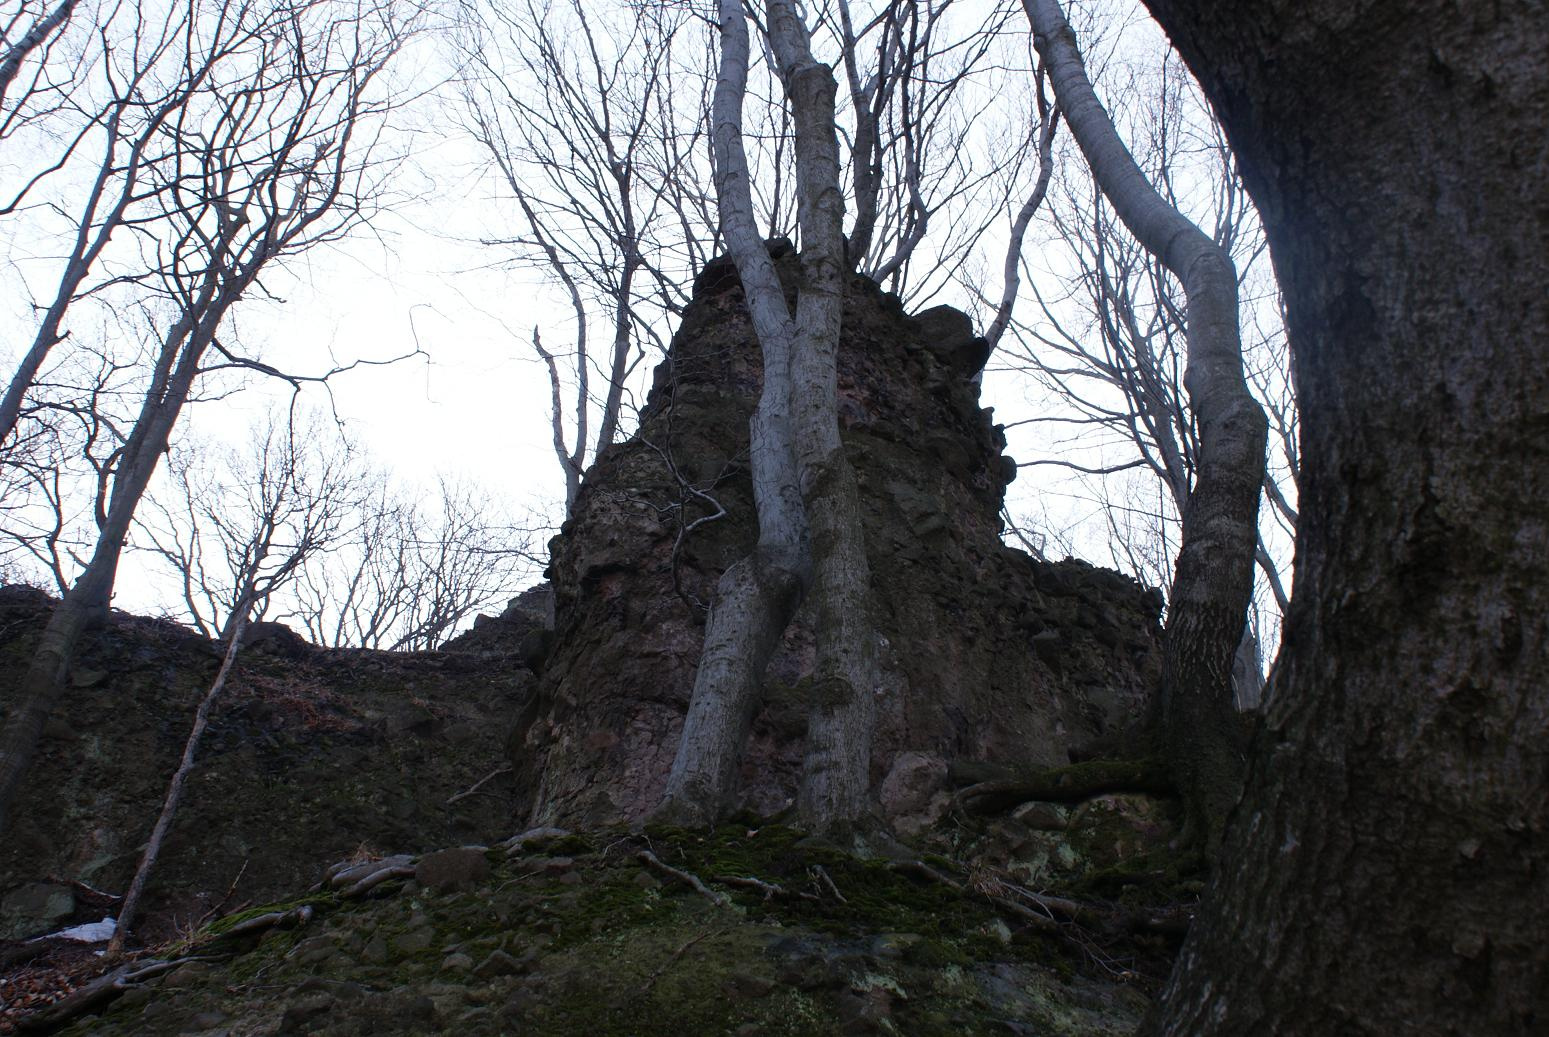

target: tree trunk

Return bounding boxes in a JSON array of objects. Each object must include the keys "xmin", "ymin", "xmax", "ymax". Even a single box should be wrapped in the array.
[
  {"xmin": 1024, "ymin": 0, "xmax": 1267, "ymax": 852},
  {"xmin": 767, "ymin": 0, "xmax": 878, "ymax": 829},
  {"xmin": 1138, "ymin": 1, "xmax": 1549, "ymax": 1031},
  {"xmin": 654, "ymin": 0, "xmax": 810, "ymax": 828},
  {"xmin": 0, "ymin": 308, "xmax": 213, "ymax": 837},
  {"xmin": 657, "ymin": 0, "xmax": 877, "ymax": 832},
  {"xmin": 108, "ymin": 609, "xmax": 249, "ymax": 955}
]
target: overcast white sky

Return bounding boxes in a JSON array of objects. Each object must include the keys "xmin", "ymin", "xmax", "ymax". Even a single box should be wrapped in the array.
[{"xmin": 0, "ymin": 0, "xmax": 1292, "ymax": 644}]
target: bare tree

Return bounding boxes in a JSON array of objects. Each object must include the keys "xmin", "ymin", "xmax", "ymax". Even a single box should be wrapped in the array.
[
  {"xmin": 0, "ymin": 0, "xmax": 422, "ymax": 837},
  {"xmin": 108, "ymin": 404, "xmax": 355, "ymax": 954},
  {"xmin": 1023, "ymin": 0, "xmax": 1269, "ymax": 852},
  {"xmin": 655, "ymin": 0, "xmax": 878, "ymax": 832},
  {"xmin": 135, "ymin": 407, "xmax": 361, "ymax": 639},
  {"xmin": 454, "ymin": 0, "xmax": 715, "ymax": 513},
  {"xmin": 289, "ymin": 473, "xmax": 540, "ymax": 652},
  {"xmin": 999, "ymin": 61, "xmax": 1296, "ymax": 701},
  {"xmin": 0, "ymin": 0, "xmax": 264, "ymax": 448}
]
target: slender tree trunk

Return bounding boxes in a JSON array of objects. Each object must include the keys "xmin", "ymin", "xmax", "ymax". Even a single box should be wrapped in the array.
[
  {"xmin": 1137, "ymin": 1, "xmax": 1549, "ymax": 1031},
  {"xmin": 107, "ymin": 609, "xmax": 249, "ymax": 955},
  {"xmin": 0, "ymin": 307, "xmax": 214, "ymax": 837},
  {"xmin": 766, "ymin": 0, "xmax": 878, "ymax": 829},
  {"xmin": 1024, "ymin": 0, "xmax": 1268, "ymax": 852},
  {"xmin": 654, "ymin": 0, "xmax": 810, "ymax": 828},
  {"xmin": 658, "ymin": 0, "xmax": 878, "ymax": 832}
]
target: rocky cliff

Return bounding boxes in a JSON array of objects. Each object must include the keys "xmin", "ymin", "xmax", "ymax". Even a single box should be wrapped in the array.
[
  {"xmin": 517, "ymin": 250, "xmax": 1163, "ymax": 831},
  {"xmin": 0, "ymin": 586, "xmax": 532, "ymax": 946}
]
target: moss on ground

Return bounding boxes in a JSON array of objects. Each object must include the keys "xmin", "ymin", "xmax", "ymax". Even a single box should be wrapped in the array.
[{"xmin": 47, "ymin": 823, "xmax": 1163, "ymax": 1036}]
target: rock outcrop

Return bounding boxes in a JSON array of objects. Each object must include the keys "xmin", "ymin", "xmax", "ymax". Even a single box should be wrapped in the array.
[
  {"xmin": 516, "ymin": 254, "xmax": 1162, "ymax": 829},
  {"xmin": 0, "ymin": 591, "xmax": 530, "ymax": 944}
]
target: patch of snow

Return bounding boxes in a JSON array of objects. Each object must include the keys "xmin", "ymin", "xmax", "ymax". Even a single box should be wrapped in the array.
[{"xmin": 30, "ymin": 916, "xmax": 117, "ymax": 943}]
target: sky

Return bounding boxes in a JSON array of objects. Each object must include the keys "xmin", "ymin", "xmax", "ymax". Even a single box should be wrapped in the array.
[{"xmin": 0, "ymin": 0, "xmax": 1293, "ymax": 648}]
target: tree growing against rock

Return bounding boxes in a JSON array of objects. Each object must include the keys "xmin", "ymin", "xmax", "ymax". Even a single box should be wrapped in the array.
[
  {"xmin": 653, "ymin": 0, "xmax": 878, "ymax": 832},
  {"xmin": 1022, "ymin": 0, "xmax": 1268, "ymax": 853}
]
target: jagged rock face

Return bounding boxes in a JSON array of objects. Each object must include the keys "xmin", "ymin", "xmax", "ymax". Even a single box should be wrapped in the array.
[
  {"xmin": 516, "ymin": 258, "xmax": 1162, "ymax": 829},
  {"xmin": 0, "ymin": 593, "xmax": 528, "ymax": 943}
]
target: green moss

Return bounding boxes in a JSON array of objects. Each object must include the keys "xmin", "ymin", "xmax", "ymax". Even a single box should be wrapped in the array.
[{"xmin": 201, "ymin": 892, "xmax": 338, "ymax": 938}]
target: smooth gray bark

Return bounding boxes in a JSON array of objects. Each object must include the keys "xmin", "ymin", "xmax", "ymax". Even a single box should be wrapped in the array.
[
  {"xmin": 766, "ymin": 0, "xmax": 878, "ymax": 829},
  {"xmin": 1025, "ymin": 0, "xmax": 1268, "ymax": 851},
  {"xmin": 654, "ymin": 0, "xmax": 810, "ymax": 827},
  {"xmin": 658, "ymin": 0, "xmax": 879, "ymax": 831},
  {"xmin": 1136, "ymin": 0, "xmax": 1549, "ymax": 1031}
]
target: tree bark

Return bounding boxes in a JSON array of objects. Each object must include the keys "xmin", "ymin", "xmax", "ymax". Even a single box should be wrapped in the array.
[
  {"xmin": 657, "ymin": 0, "xmax": 878, "ymax": 832},
  {"xmin": 1024, "ymin": 0, "xmax": 1268, "ymax": 853},
  {"xmin": 766, "ymin": 0, "xmax": 878, "ymax": 830},
  {"xmin": 1137, "ymin": 1, "xmax": 1549, "ymax": 1031},
  {"xmin": 654, "ymin": 0, "xmax": 810, "ymax": 828}
]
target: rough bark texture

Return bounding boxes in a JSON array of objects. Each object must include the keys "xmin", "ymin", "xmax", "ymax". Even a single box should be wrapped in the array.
[
  {"xmin": 514, "ymin": 256, "xmax": 1163, "ymax": 830},
  {"xmin": 1138, "ymin": 2, "xmax": 1549, "ymax": 1032},
  {"xmin": 1026, "ymin": 0, "xmax": 1267, "ymax": 853}
]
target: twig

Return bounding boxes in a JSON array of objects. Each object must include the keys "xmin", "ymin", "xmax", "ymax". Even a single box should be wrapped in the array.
[
  {"xmin": 45, "ymin": 876, "xmax": 122, "ymax": 904},
  {"xmin": 889, "ymin": 859, "xmax": 1058, "ymax": 933},
  {"xmin": 715, "ymin": 875, "xmax": 820, "ymax": 903},
  {"xmin": 17, "ymin": 957, "xmax": 199, "ymax": 1033},
  {"xmin": 639, "ymin": 927, "xmax": 725, "ymax": 996},
  {"xmin": 811, "ymin": 865, "xmax": 847, "ymax": 904},
  {"xmin": 637, "ymin": 851, "xmax": 730, "ymax": 908},
  {"xmin": 447, "ymin": 765, "xmax": 513, "ymax": 805},
  {"xmin": 888, "ymin": 858, "xmax": 963, "ymax": 892},
  {"xmin": 196, "ymin": 860, "xmax": 249, "ymax": 928}
]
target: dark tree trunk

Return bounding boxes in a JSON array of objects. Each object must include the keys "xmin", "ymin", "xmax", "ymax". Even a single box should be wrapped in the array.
[{"xmin": 1140, "ymin": 2, "xmax": 1549, "ymax": 1032}]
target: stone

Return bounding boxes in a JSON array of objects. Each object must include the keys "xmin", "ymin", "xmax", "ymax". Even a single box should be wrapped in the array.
[
  {"xmin": 514, "ymin": 260, "xmax": 1161, "ymax": 830},
  {"xmin": 392, "ymin": 925, "xmax": 436, "ymax": 956},
  {"xmin": 442, "ymin": 952, "xmax": 474, "ymax": 972},
  {"xmin": 162, "ymin": 961, "xmax": 217, "ymax": 988},
  {"xmin": 878, "ymin": 752, "xmax": 949, "ymax": 835},
  {"xmin": 726, "ymin": 972, "xmax": 776, "ymax": 998},
  {"xmin": 1066, "ymin": 793, "xmax": 1179, "ymax": 870},
  {"xmin": 1011, "ymin": 801, "xmax": 1070, "ymax": 831},
  {"xmin": 869, "ymin": 933, "xmax": 924, "ymax": 960},
  {"xmin": 0, "ymin": 882, "xmax": 74, "ymax": 940},
  {"xmin": 362, "ymin": 933, "xmax": 390, "ymax": 964},
  {"xmin": 414, "ymin": 846, "xmax": 491, "ymax": 891},
  {"xmin": 277, "ymin": 994, "xmax": 334, "ymax": 1033}
]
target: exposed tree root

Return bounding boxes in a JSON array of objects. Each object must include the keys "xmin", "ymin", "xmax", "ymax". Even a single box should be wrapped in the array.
[
  {"xmin": 17, "ymin": 957, "xmax": 193, "ymax": 1033},
  {"xmin": 951, "ymin": 757, "xmax": 1172, "ymax": 816},
  {"xmin": 637, "ymin": 851, "xmax": 731, "ymax": 908}
]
